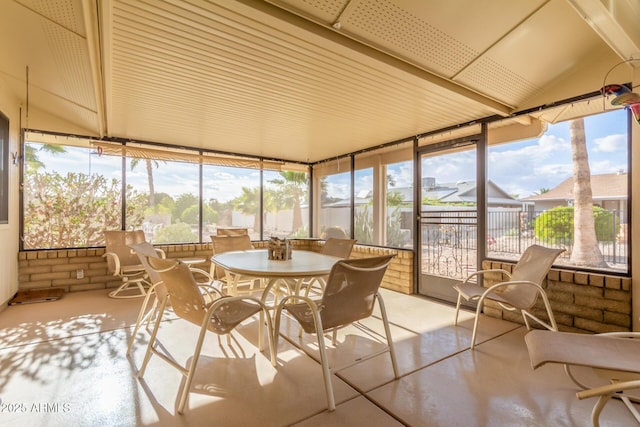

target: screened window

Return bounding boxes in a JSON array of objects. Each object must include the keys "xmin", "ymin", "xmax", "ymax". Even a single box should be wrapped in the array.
[
  {"xmin": 22, "ymin": 141, "xmax": 124, "ymax": 249},
  {"xmin": 263, "ymin": 169, "xmax": 310, "ymax": 239},
  {"xmin": 354, "ymin": 167, "xmax": 373, "ymax": 244},
  {"xmin": 127, "ymin": 157, "xmax": 200, "ymax": 244},
  {"xmin": 314, "ymin": 159, "xmax": 352, "ymax": 239},
  {"xmin": 202, "ymin": 164, "xmax": 261, "ymax": 241},
  {"xmin": 487, "ymin": 109, "xmax": 629, "ymax": 274},
  {"xmin": 354, "ymin": 141, "xmax": 413, "ymax": 248}
]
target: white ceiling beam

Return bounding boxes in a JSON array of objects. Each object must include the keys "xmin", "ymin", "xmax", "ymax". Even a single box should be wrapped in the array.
[
  {"xmin": 82, "ymin": 0, "xmax": 106, "ymax": 137},
  {"xmin": 254, "ymin": 0, "xmax": 514, "ymax": 116},
  {"xmin": 567, "ymin": 0, "xmax": 640, "ymax": 63}
]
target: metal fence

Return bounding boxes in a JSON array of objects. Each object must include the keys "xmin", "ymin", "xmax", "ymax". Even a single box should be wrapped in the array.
[
  {"xmin": 421, "ymin": 209, "xmax": 628, "ymax": 277},
  {"xmin": 487, "ymin": 209, "xmax": 627, "ymax": 265}
]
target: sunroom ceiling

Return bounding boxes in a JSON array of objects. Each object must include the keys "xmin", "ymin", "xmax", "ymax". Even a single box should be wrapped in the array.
[{"xmin": 1, "ymin": 0, "xmax": 639, "ymax": 163}]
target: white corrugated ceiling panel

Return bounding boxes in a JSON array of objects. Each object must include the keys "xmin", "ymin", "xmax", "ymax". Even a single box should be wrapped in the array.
[{"xmin": 105, "ymin": 0, "xmax": 502, "ymax": 162}]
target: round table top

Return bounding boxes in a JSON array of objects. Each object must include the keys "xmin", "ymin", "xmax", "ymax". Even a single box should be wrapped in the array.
[
  {"xmin": 179, "ymin": 257, "xmax": 206, "ymax": 265},
  {"xmin": 211, "ymin": 249, "xmax": 340, "ymax": 278}
]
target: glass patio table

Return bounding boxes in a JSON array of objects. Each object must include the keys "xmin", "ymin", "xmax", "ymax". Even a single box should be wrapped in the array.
[
  {"xmin": 210, "ymin": 249, "xmax": 341, "ymax": 299},
  {"xmin": 211, "ymin": 249, "xmax": 341, "ymax": 350}
]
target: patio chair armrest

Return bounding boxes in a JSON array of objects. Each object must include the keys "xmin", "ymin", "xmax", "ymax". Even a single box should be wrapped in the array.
[
  {"xmin": 190, "ymin": 267, "xmax": 213, "ymax": 283},
  {"xmin": 596, "ymin": 332, "xmax": 640, "ymax": 339},
  {"xmin": 197, "ymin": 283, "xmax": 224, "ymax": 300},
  {"xmin": 102, "ymin": 252, "xmax": 121, "ymax": 275},
  {"xmin": 148, "ymin": 281, "xmax": 165, "ymax": 294},
  {"xmin": 154, "ymin": 248, "xmax": 166, "ymax": 258},
  {"xmin": 484, "ymin": 279, "xmax": 541, "ymax": 293},
  {"xmin": 462, "ymin": 269, "xmax": 511, "ymax": 284},
  {"xmin": 577, "ymin": 380, "xmax": 640, "ymax": 400},
  {"xmin": 206, "ymin": 295, "xmax": 265, "ymax": 314},
  {"xmin": 277, "ymin": 294, "xmax": 318, "ymax": 309}
]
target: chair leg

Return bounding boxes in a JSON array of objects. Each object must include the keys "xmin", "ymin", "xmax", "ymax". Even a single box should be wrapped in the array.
[
  {"xmin": 312, "ymin": 312, "xmax": 335, "ymax": 411},
  {"xmin": 177, "ymin": 321, "xmax": 209, "ymax": 414},
  {"xmin": 260, "ymin": 306, "xmax": 277, "ymax": 367},
  {"xmin": 127, "ymin": 290, "xmax": 156, "ymax": 356},
  {"xmin": 144, "ymin": 298, "xmax": 159, "ymax": 331},
  {"xmin": 454, "ymin": 292, "xmax": 463, "ymax": 326},
  {"xmin": 590, "ymin": 395, "xmax": 611, "ymax": 427},
  {"xmin": 470, "ymin": 296, "xmax": 485, "ymax": 350},
  {"xmin": 377, "ymin": 294, "xmax": 399, "ymax": 378},
  {"xmin": 138, "ymin": 297, "xmax": 168, "ymax": 377},
  {"xmin": 273, "ymin": 302, "xmax": 287, "ymax": 362},
  {"xmin": 541, "ymin": 292, "xmax": 558, "ymax": 331}
]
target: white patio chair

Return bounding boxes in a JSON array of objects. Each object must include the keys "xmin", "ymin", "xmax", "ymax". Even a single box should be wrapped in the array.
[
  {"xmin": 127, "ymin": 242, "xmax": 214, "ymax": 356},
  {"xmin": 138, "ymin": 257, "xmax": 275, "ymax": 414},
  {"xmin": 273, "ymin": 254, "xmax": 398, "ymax": 411},
  {"xmin": 453, "ymin": 244, "xmax": 564, "ymax": 349},
  {"xmin": 103, "ymin": 230, "xmax": 151, "ymax": 298}
]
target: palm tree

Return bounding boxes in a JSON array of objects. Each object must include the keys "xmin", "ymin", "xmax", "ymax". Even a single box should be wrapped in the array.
[
  {"xmin": 569, "ymin": 118, "xmax": 606, "ymax": 267},
  {"xmin": 269, "ymin": 171, "xmax": 308, "ymax": 234},
  {"xmin": 130, "ymin": 158, "xmax": 159, "ymax": 207},
  {"xmin": 233, "ymin": 186, "xmax": 261, "ymax": 232},
  {"xmin": 25, "ymin": 143, "xmax": 66, "ymax": 171},
  {"xmin": 262, "ymin": 187, "xmax": 281, "ymax": 233}
]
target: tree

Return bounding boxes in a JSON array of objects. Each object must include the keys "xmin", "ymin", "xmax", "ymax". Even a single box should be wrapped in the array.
[
  {"xmin": 173, "ymin": 193, "xmax": 199, "ymax": 223},
  {"xmin": 232, "ymin": 186, "xmax": 261, "ymax": 232},
  {"xmin": 130, "ymin": 158, "xmax": 161, "ymax": 207},
  {"xmin": 23, "ymin": 170, "xmax": 147, "ymax": 248},
  {"xmin": 262, "ymin": 187, "xmax": 280, "ymax": 232},
  {"xmin": 153, "ymin": 222, "xmax": 197, "ymax": 243},
  {"xmin": 569, "ymin": 118, "xmax": 606, "ymax": 267},
  {"xmin": 25, "ymin": 143, "xmax": 66, "ymax": 171},
  {"xmin": 269, "ymin": 171, "xmax": 308, "ymax": 234}
]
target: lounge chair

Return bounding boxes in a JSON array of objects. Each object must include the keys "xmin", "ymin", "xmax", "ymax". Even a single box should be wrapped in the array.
[{"xmin": 525, "ymin": 329, "xmax": 640, "ymax": 427}]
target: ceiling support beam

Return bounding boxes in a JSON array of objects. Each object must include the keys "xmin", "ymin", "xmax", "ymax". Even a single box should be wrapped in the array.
[
  {"xmin": 567, "ymin": 0, "xmax": 640, "ymax": 62},
  {"xmin": 82, "ymin": 0, "xmax": 107, "ymax": 137},
  {"xmin": 245, "ymin": 0, "xmax": 514, "ymax": 117}
]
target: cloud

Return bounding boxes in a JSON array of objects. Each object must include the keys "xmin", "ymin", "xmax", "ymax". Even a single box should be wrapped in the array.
[{"xmin": 593, "ymin": 134, "xmax": 625, "ymax": 153}]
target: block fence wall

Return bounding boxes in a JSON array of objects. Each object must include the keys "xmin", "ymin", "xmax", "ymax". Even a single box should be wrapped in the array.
[
  {"xmin": 17, "ymin": 239, "xmax": 414, "ymax": 296},
  {"xmin": 481, "ymin": 259, "xmax": 632, "ymax": 334}
]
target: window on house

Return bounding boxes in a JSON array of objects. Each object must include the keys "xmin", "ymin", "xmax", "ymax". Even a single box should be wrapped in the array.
[
  {"xmin": 487, "ymin": 108, "xmax": 629, "ymax": 274},
  {"xmin": 0, "ymin": 112, "xmax": 8, "ymax": 225}
]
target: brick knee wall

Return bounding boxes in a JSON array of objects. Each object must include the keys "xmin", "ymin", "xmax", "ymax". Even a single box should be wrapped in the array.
[
  {"xmin": 18, "ymin": 240, "xmax": 414, "ymax": 295},
  {"xmin": 481, "ymin": 260, "xmax": 631, "ymax": 333},
  {"xmin": 18, "ymin": 244, "xmax": 628, "ymax": 333}
]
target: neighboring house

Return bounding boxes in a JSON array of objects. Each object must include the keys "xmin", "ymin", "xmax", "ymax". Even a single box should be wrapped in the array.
[
  {"xmin": 522, "ymin": 172, "xmax": 628, "ymax": 223},
  {"xmin": 420, "ymin": 177, "xmax": 523, "ymax": 208},
  {"xmin": 319, "ymin": 178, "xmax": 522, "ymax": 235},
  {"xmin": 321, "ymin": 177, "xmax": 521, "ymax": 209}
]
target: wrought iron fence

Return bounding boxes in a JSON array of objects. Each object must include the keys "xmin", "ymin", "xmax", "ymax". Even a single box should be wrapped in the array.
[
  {"xmin": 421, "ymin": 209, "xmax": 628, "ymax": 277},
  {"xmin": 487, "ymin": 209, "xmax": 627, "ymax": 266}
]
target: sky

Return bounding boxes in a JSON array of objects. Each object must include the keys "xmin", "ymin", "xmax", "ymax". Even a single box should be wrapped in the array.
[{"xmin": 28, "ymin": 108, "xmax": 629, "ymax": 202}]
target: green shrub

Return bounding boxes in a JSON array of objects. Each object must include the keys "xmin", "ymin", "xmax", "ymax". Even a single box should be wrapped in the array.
[
  {"xmin": 534, "ymin": 206, "xmax": 617, "ymax": 244},
  {"xmin": 153, "ymin": 222, "xmax": 197, "ymax": 243}
]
